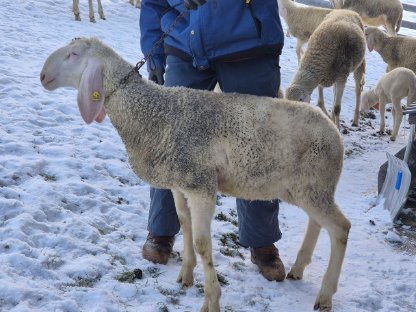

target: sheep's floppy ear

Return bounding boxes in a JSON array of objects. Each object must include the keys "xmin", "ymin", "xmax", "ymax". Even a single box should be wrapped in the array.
[
  {"xmin": 366, "ymin": 33, "xmax": 375, "ymax": 52},
  {"xmin": 278, "ymin": 4, "xmax": 287, "ymax": 18},
  {"xmin": 77, "ymin": 58, "xmax": 106, "ymax": 124}
]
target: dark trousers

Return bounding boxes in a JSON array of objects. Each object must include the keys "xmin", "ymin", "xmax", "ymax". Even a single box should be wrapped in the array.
[{"xmin": 148, "ymin": 55, "xmax": 282, "ymax": 248}]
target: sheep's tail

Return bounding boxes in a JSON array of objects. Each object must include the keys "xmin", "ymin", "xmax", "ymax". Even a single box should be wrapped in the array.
[{"xmin": 396, "ymin": 10, "xmax": 403, "ymax": 33}]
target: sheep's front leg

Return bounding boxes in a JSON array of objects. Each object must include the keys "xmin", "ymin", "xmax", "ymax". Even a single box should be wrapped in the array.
[
  {"xmin": 88, "ymin": 0, "xmax": 96, "ymax": 23},
  {"xmin": 186, "ymin": 192, "xmax": 221, "ymax": 312},
  {"xmin": 287, "ymin": 217, "xmax": 321, "ymax": 280},
  {"xmin": 295, "ymin": 39, "xmax": 304, "ymax": 65},
  {"xmin": 73, "ymin": 0, "xmax": 81, "ymax": 21},
  {"xmin": 353, "ymin": 60, "xmax": 365, "ymax": 126},
  {"xmin": 390, "ymin": 98, "xmax": 403, "ymax": 141},
  {"xmin": 317, "ymin": 86, "xmax": 330, "ymax": 118},
  {"xmin": 331, "ymin": 80, "xmax": 346, "ymax": 129},
  {"xmin": 97, "ymin": 0, "xmax": 106, "ymax": 20},
  {"xmin": 172, "ymin": 190, "xmax": 196, "ymax": 287}
]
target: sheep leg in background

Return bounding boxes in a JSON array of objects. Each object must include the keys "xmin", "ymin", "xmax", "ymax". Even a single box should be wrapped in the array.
[
  {"xmin": 317, "ymin": 85, "xmax": 330, "ymax": 117},
  {"xmin": 391, "ymin": 98, "xmax": 403, "ymax": 141},
  {"xmin": 378, "ymin": 99, "xmax": 387, "ymax": 134},
  {"xmin": 88, "ymin": 0, "xmax": 96, "ymax": 23},
  {"xmin": 295, "ymin": 39, "xmax": 304, "ymax": 65},
  {"xmin": 353, "ymin": 60, "xmax": 365, "ymax": 127},
  {"xmin": 73, "ymin": 0, "xmax": 81, "ymax": 21},
  {"xmin": 173, "ymin": 190, "xmax": 196, "ymax": 286},
  {"xmin": 97, "ymin": 0, "xmax": 106, "ymax": 20},
  {"xmin": 331, "ymin": 80, "xmax": 346, "ymax": 129},
  {"xmin": 287, "ymin": 217, "xmax": 321, "ymax": 280},
  {"xmin": 312, "ymin": 205, "xmax": 350, "ymax": 311},
  {"xmin": 187, "ymin": 192, "xmax": 221, "ymax": 312}
]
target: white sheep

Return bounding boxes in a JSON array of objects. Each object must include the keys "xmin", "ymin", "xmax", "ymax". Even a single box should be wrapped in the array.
[
  {"xmin": 286, "ymin": 9, "xmax": 366, "ymax": 128},
  {"xmin": 330, "ymin": 0, "xmax": 403, "ymax": 36},
  {"xmin": 365, "ymin": 26, "xmax": 416, "ymax": 73},
  {"xmin": 278, "ymin": 0, "xmax": 333, "ymax": 64},
  {"xmin": 129, "ymin": 0, "xmax": 141, "ymax": 8},
  {"xmin": 361, "ymin": 67, "xmax": 416, "ymax": 141},
  {"xmin": 73, "ymin": 0, "xmax": 105, "ymax": 23},
  {"xmin": 40, "ymin": 38, "xmax": 351, "ymax": 312}
]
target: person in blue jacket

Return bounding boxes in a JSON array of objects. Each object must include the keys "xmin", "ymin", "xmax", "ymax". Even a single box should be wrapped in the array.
[{"xmin": 140, "ymin": 0, "xmax": 286, "ymax": 281}]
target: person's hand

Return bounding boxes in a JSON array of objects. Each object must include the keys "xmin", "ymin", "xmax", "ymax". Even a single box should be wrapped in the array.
[
  {"xmin": 184, "ymin": 0, "xmax": 207, "ymax": 10},
  {"xmin": 148, "ymin": 68, "xmax": 165, "ymax": 85}
]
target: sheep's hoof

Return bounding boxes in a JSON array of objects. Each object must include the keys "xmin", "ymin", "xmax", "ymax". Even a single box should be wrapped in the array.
[
  {"xmin": 100, "ymin": 15, "xmax": 106, "ymax": 20},
  {"xmin": 200, "ymin": 299, "xmax": 220, "ymax": 312},
  {"xmin": 390, "ymin": 136, "xmax": 396, "ymax": 141},
  {"xmin": 286, "ymin": 268, "xmax": 303, "ymax": 280},
  {"xmin": 176, "ymin": 267, "xmax": 194, "ymax": 287},
  {"xmin": 90, "ymin": 17, "xmax": 96, "ymax": 23},
  {"xmin": 313, "ymin": 293, "xmax": 332, "ymax": 312}
]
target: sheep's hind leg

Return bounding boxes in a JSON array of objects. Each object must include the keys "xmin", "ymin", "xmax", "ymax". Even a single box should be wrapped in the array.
[
  {"xmin": 88, "ymin": 0, "xmax": 96, "ymax": 23},
  {"xmin": 390, "ymin": 98, "xmax": 403, "ymax": 141},
  {"xmin": 186, "ymin": 192, "xmax": 221, "ymax": 312},
  {"xmin": 73, "ymin": 0, "xmax": 81, "ymax": 21},
  {"xmin": 309, "ymin": 204, "xmax": 351, "ymax": 312},
  {"xmin": 172, "ymin": 190, "xmax": 196, "ymax": 287},
  {"xmin": 287, "ymin": 217, "xmax": 321, "ymax": 280},
  {"xmin": 97, "ymin": 0, "xmax": 106, "ymax": 20}
]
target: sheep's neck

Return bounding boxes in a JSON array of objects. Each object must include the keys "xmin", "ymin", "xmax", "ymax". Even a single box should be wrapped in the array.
[{"xmin": 292, "ymin": 69, "xmax": 317, "ymax": 95}]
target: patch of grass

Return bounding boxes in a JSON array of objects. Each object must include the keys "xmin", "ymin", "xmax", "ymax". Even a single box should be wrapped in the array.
[
  {"xmin": 40, "ymin": 173, "xmax": 57, "ymax": 182},
  {"xmin": 216, "ymin": 271, "xmax": 229, "ymax": 286},
  {"xmin": 68, "ymin": 273, "xmax": 102, "ymax": 288},
  {"xmin": 146, "ymin": 266, "xmax": 165, "ymax": 278},
  {"xmin": 115, "ymin": 268, "xmax": 143, "ymax": 283},
  {"xmin": 219, "ymin": 232, "xmax": 244, "ymax": 260}
]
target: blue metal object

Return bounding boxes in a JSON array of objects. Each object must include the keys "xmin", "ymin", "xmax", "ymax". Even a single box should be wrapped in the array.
[{"xmin": 395, "ymin": 171, "xmax": 403, "ymax": 190}]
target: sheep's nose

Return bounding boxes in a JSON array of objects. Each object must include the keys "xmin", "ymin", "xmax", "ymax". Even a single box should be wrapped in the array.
[{"xmin": 40, "ymin": 73, "xmax": 45, "ymax": 82}]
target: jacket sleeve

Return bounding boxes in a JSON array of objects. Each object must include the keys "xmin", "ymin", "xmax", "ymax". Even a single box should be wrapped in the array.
[{"xmin": 140, "ymin": 0, "xmax": 171, "ymax": 71}]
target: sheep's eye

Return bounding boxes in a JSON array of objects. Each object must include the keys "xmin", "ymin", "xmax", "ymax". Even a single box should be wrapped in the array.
[{"xmin": 71, "ymin": 52, "xmax": 78, "ymax": 56}]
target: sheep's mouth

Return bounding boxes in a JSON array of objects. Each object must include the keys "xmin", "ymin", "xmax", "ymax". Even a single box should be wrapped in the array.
[{"xmin": 42, "ymin": 78, "xmax": 56, "ymax": 90}]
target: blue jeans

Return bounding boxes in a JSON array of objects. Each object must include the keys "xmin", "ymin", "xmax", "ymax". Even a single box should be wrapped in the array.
[{"xmin": 148, "ymin": 55, "xmax": 282, "ymax": 248}]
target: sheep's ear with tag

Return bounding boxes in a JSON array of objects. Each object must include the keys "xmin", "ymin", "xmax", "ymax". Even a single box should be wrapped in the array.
[{"xmin": 77, "ymin": 59, "xmax": 106, "ymax": 124}]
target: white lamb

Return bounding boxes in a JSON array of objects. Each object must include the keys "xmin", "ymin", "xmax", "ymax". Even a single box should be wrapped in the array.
[
  {"xmin": 40, "ymin": 38, "xmax": 351, "ymax": 312},
  {"xmin": 361, "ymin": 67, "xmax": 416, "ymax": 141}
]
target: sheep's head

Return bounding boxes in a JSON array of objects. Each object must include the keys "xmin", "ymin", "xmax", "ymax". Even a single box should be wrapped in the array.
[
  {"xmin": 360, "ymin": 90, "xmax": 377, "ymax": 112},
  {"xmin": 285, "ymin": 85, "xmax": 311, "ymax": 103},
  {"xmin": 40, "ymin": 38, "xmax": 107, "ymax": 124},
  {"xmin": 364, "ymin": 27, "xmax": 384, "ymax": 52}
]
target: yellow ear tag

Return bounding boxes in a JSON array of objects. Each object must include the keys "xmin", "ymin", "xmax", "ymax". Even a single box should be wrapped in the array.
[{"xmin": 92, "ymin": 91, "xmax": 101, "ymax": 101}]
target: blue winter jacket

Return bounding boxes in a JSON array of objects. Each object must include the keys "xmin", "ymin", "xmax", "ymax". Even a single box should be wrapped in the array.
[{"xmin": 140, "ymin": 0, "xmax": 284, "ymax": 71}]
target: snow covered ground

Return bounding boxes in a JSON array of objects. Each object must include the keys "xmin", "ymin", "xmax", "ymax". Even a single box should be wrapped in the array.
[{"xmin": 0, "ymin": 1, "xmax": 415, "ymax": 311}]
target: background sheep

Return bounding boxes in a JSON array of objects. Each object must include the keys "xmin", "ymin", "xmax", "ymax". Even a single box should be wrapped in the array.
[
  {"xmin": 40, "ymin": 38, "xmax": 351, "ymax": 312},
  {"xmin": 278, "ymin": 0, "xmax": 333, "ymax": 64},
  {"xmin": 361, "ymin": 67, "xmax": 416, "ymax": 141},
  {"xmin": 330, "ymin": 0, "xmax": 403, "ymax": 36},
  {"xmin": 129, "ymin": 0, "xmax": 141, "ymax": 8},
  {"xmin": 73, "ymin": 0, "xmax": 105, "ymax": 23},
  {"xmin": 365, "ymin": 26, "xmax": 416, "ymax": 73},
  {"xmin": 286, "ymin": 9, "xmax": 366, "ymax": 128}
]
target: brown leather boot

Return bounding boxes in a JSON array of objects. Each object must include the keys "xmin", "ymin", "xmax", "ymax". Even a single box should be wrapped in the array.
[
  {"xmin": 142, "ymin": 233, "xmax": 175, "ymax": 265},
  {"xmin": 250, "ymin": 245, "xmax": 286, "ymax": 282}
]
